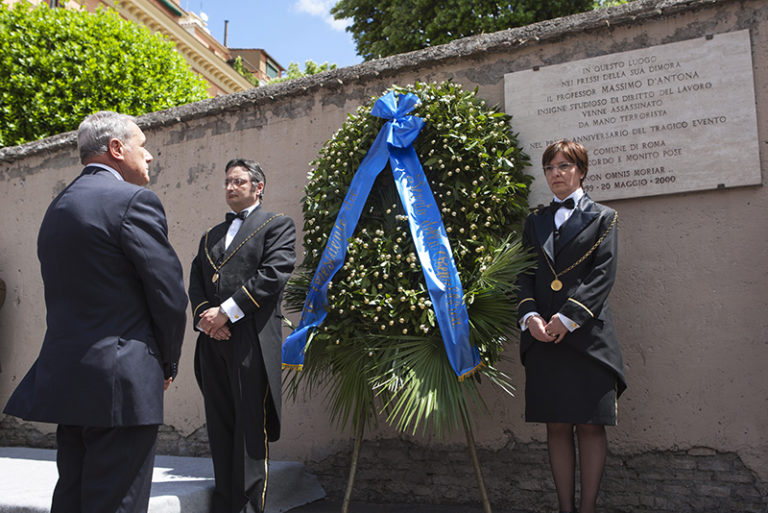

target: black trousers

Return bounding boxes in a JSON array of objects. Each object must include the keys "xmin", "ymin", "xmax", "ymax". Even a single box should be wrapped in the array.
[
  {"xmin": 52, "ymin": 424, "xmax": 158, "ymax": 513},
  {"xmin": 195, "ymin": 328, "xmax": 270, "ymax": 513}
]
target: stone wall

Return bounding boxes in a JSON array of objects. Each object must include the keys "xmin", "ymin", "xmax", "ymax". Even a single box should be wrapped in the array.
[
  {"xmin": 1, "ymin": 0, "xmax": 767, "ymax": 510},
  {"xmin": 311, "ymin": 438, "xmax": 767, "ymax": 513}
]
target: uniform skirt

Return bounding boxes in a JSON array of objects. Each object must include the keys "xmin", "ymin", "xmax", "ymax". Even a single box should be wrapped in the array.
[{"xmin": 524, "ymin": 340, "xmax": 618, "ymax": 425}]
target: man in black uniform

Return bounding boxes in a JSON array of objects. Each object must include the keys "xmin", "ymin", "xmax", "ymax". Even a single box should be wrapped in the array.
[{"xmin": 189, "ymin": 159, "xmax": 296, "ymax": 513}]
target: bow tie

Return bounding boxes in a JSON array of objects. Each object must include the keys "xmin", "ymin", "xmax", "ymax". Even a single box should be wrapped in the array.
[
  {"xmin": 550, "ymin": 197, "xmax": 575, "ymax": 212},
  {"xmin": 225, "ymin": 211, "xmax": 248, "ymax": 224}
]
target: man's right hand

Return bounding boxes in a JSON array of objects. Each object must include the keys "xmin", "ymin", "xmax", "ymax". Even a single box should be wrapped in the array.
[{"xmin": 199, "ymin": 307, "xmax": 231, "ymax": 340}]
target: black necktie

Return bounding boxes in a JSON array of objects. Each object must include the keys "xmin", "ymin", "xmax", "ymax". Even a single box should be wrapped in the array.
[
  {"xmin": 550, "ymin": 197, "xmax": 575, "ymax": 212},
  {"xmin": 225, "ymin": 211, "xmax": 247, "ymax": 224}
]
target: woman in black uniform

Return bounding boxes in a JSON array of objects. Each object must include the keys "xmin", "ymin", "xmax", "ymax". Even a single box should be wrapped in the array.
[{"xmin": 517, "ymin": 140, "xmax": 626, "ymax": 513}]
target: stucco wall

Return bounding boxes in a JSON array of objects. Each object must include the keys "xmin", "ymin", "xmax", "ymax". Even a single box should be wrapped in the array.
[{"xmin": 1, "ymin": 0, "xmax": 766, "ymax": 509}]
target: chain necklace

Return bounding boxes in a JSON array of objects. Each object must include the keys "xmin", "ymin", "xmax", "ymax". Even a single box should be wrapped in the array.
[{"xmin": 543, "ymin": 212, "xmax": 618, "ymax": 291}]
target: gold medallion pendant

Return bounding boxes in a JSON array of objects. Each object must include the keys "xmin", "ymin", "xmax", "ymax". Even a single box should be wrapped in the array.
[
  {"xmin": 212, "ymin": 272, "xmax": 219, "ymax": 283},
  {"xmin": 550, "ymin": 279, "xmax": 563, "ymax": 291}
]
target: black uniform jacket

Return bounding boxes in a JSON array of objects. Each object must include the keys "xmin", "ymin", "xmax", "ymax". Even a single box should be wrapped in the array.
[
  {"xmin": 188, "ymin": 206, "xmax": 296, "ymax": 440},
  {"xmin": 4, "ymin": 167, "xmax": 188, "ymax": 426},
  {"xmin": 517, "ymin": 193, "xmax": 626, "ymax": 396}
]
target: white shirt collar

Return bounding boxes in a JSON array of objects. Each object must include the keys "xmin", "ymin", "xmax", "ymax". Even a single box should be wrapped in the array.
[
  {"xmin": 229, "ymin": 202, "xmax": 260, "ymax": 217},
  {"xmin": 87, "ymin": 163, "xmax": 123, "ymax": 182},
  {"xmin": 553, "ymin": 187, "xmax": 584, "ymax": 205}
]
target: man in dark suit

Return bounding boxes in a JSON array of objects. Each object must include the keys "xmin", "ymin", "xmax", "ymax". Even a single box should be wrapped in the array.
[
  {"xmin": 3, "ymin": 111, "xmax": 187, "ymax": 513},
  {"xmin": 189, "ymin": 159, "xmax": 296, "ymax": 513}
]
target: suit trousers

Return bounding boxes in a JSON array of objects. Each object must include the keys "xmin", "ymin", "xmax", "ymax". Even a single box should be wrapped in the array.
[
  {"xmin": 196, "ymin": 324, "xmax": 270, "ymax": 513},
  {"xmin": 52, "ymin": 424, "xmax": 158, "ymax": 513}
]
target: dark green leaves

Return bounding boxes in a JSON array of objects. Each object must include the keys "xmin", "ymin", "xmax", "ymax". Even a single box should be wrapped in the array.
[
  {"xmin": 284, "ymin": 81, "xmax": 534, "ymax": 436},
  {"xmin": 331, "ymin": 0, "xmax": 596, "ymax": 61},
  {"xmin": 0, "ymin": 3, "xmax": 209, "ymax": 147}
]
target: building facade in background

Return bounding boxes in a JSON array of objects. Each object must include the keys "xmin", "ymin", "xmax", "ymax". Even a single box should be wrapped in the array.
[{"xmin": 3, "ymin": 0, "xmax": 284, "ymax": 96}]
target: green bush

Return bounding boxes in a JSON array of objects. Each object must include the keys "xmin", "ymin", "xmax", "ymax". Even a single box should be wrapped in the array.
[
  {"xmin": 285, "ymin": 81, "xmax": 533, "ymax": 436},
  {"xmin": 0, "ymin": 2, "xmax": 209, "ymax": 147}
]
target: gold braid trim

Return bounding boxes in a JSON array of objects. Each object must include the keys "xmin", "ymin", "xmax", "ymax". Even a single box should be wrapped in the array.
[
  {"xmin": 457, "ymin": 361, "xmax": 485, "ymax": 382},
  {"xmin": 261, "ymin": 384, "xmax": 270, "ymax": 511},
  {"xmin": 204, "ymin": 214, "xmax": 284, "ymax": 277},
  {"xmin": 193, "ymin": 301, "xmax": 210, "ymax": 318},
  {"xmin": 567, "ymin": 297, "xmax": 594, "ymax": 318},
  {"xmin": 543, "ymin": 211, "xmax": 618, "ymax": 283},
  {"xmin": 241, "ymin": 285, "xmax": 260, "ymax": 308}
]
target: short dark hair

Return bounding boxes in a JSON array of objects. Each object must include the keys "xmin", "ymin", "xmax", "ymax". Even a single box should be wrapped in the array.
[
  {"xmin": 542, "ymin": 139, "xmax": 589, "ymax": 183},
  {"xmin": 225, "ymin": 158, "xmax": 265, "ymax": 198}
]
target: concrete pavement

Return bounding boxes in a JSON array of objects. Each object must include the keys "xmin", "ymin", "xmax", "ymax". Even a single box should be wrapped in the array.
[
  {"xmin": 0, "ymin": 447, "xmax": 325, "ymax": 513},
  {"xmin": 0, "ymin": 447, "xmax": 535, "ymax": 513}
]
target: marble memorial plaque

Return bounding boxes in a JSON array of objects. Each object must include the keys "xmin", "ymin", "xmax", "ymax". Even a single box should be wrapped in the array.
[{"xmin": 504, "ymin": 30, "xmax": 761, "ymax": 205}]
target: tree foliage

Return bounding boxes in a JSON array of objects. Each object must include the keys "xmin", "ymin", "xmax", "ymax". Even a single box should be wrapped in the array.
[
  {"xmin": 0, "ymin": 2, "xmax": 209, "ymax": 147},
  {"xmin": 271, "ymin": 60, "xmax": 338, "ymax": 84},
  {"xmin": 331, "ymin": 0, "xmax": 596, "ymax": 61},
  {"xmin": 232, "ymin": 56, "xmax": 259, "ymax": 87},
  {"xmin": 284, "ymin": 81, "xmax": 533, "ymax": 436}
]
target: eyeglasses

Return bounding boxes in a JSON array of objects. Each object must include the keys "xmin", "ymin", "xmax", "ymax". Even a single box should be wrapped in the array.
[
  {"xmin": 224, "ymin": 178, "xmax": 252, "ymax": 188},
  {"xmin": 543, "ymin": 162, "xmax": 576, "ymax": 173}
]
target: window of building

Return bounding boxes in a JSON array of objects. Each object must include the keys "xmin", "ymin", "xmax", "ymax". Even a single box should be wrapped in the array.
[{"xmin": 266, "ymin": 61, "xmax": 279, "ymax": 79}]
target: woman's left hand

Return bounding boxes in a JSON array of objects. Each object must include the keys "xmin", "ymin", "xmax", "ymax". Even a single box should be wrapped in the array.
[{"xmin": 545, "ymin": 315, "xmax": 567, "ymax": 343}]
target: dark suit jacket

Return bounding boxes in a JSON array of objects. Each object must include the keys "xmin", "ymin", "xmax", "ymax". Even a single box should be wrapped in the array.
[
  {"xmin": 517, "ymin": 193, "xmax": 626, "ymax": 395},
  {"xmin": 188, "ymin": 206, "xmax": 296, "ymax": 441},
  {"xmin": 4, "ymin": 167, "xmax": 188, "ymax": 426}
]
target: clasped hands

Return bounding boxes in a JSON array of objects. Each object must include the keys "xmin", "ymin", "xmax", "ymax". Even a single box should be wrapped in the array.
[
  {"xmin": 528, "ymin": 314, "xmax": 566, "ymax": 343},
  {"xmin": 199, "ymin": 307, "xmax": 231, "ymax": 341}
]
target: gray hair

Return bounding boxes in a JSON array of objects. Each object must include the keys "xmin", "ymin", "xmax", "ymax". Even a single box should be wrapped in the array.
[{"xmin": 77, "ymin": 111, "xmax": 137, "ymax": 164}]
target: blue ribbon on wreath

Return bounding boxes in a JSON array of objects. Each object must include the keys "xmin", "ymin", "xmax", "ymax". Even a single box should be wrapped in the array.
[{"xmin": 282, "ymin": 91, "xmax": 482, "ymax": 379}]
